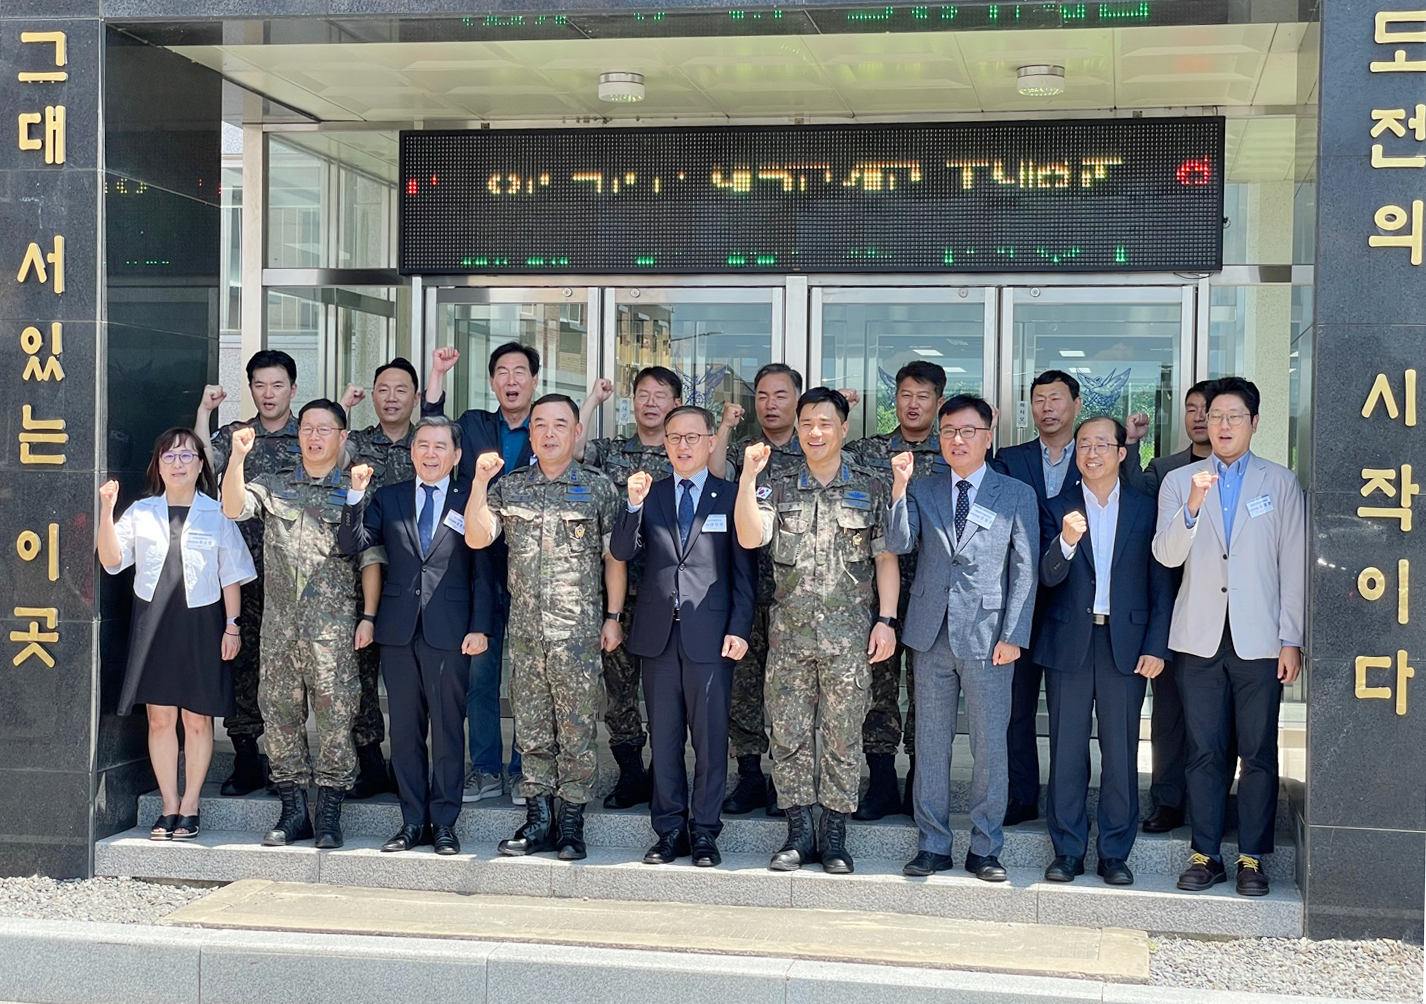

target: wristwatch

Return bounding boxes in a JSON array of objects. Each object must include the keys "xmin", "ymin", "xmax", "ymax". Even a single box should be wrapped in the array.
[
  {"xmin": 875, "ymin": 615, "xmax": 900, "ymax": 629},
  {"xmin": 225, "ymin": 615, "xmax": 243, "ymax": 627},
  {"xmin": 605, "ymin": 611, "xmax": 623, "ymax": 622},
  {"xmin": 361, "ymin": 613, "xmax": 377, "ymax": 624}
]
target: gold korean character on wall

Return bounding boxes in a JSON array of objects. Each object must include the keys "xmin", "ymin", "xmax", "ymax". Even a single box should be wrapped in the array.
[
  {"xmin": 1359, "ymin": 464, "xmax": 1421, "ymax": 529},
  {"xmin": 1358, "ymin": 559, "xmax": 1410, "ymax": 624},
  {"xmin": 1362, "ymin": 368, "xmax": 1417, "ymax": 425},
  {"xmin": 1372, "ymin": 11, "xmax": 1426, "ymax": 72},
  {"xmin": 10, "ymin": 606, "xmax": 57, "ymax": 667},
  {"xmin": 17, "ymin": 31, "xmax": 66, "ymax": 83},
  {"xmin": 1372, "ymin": 106, "xmax": 1426, "ymax": 167},
  {"xmin": 17, "ymin": 105, "xmax": 64, "ymax": 166},
  {"xmin": 19, "ymin": 404, "xmax": 65, "ymax": 465},
  {"xmin": 1368, "ymin": 201, "xmax": 1424, "ymax": 265},
  {"xmin": 21, "ymin": 323, "xmax": 63, "ymax": 382},
  {"xmin": 1355, "ymin": 650, "xmax": 1416, "ymax": 715},
  {"xmin": 16, "ymin": 523, "xmax": 59, "ymax": 582},
  {"xmin": 16, "ymin": 235, "xmax": 64, "ymax": 293}
]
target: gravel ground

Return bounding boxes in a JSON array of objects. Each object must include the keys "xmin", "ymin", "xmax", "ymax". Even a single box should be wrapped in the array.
[
  {"xmin": 0, "ymin": 876, "xmax": 211, "ymax": 925},
  {"xmin": 1151, "ymin": 936, "xmax": 1424, "ymax": 1001}
]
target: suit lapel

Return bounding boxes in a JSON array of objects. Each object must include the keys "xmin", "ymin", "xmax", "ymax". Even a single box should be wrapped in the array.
[
  {"xmin": 955, "ymin": 474, "xmax": 999, "ymax": 554},
  {"xmin": 427, "ymin": 482, "xmax": 463, "ymax": 559},
  {"xmin": 1024, "ymin": 445, "xmax": 1048, "ymax": 501},
  {"xmin": 1111, "ymin": 488, "xmax": 1140, "ymax": 567},
  {"xmin": 395, "ymin": 484, "xmax": 421, "ymax": 557},
  {"xmin": 680, "ymin": 477, "xmax": 720, "ymax": 557},
  {"xmin": 654, "ymin": 477, "xmax": 677, "ymax": 549}
]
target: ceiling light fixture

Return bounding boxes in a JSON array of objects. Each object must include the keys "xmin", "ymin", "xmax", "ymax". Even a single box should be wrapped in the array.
[
  {"xmin": 1017, "ymin": 64, "xmax": 1066, "ymax": 97},
  {"xmin": 599, "ymin": 71, "xmax": 645, "ymax": 103}
]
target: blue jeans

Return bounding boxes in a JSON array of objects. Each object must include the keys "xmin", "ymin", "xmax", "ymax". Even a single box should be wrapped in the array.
[{"xmin": 468, "ymin": 588, "xmax": 520, "ymax": 776}]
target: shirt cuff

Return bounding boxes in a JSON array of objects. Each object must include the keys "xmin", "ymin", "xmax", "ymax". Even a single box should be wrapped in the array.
[
  {"xmin": 1183, "ymin": 509, "xmax": 1197, "ymax": 529},
  {"xmin": 627, "ymin": 502, "xmax": 643, "ymax": 513},
  {"xmin": 1060, "ymin": 537, "xmax": 1076, "ymax": 559},
  {"xmin": 1281, "ymin": 640, "xmax": 1301, "ymax": 649},
  {"xmin": 346, "ymin": 488, "xmax": 365, "ymax": 505}
]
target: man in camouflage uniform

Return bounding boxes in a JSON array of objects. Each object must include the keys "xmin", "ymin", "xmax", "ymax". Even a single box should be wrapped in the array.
[
  {"xmin": 734, "ymin": 387, "xmax": 902, "ymax": 875},
  {"xmin": 844, "ymin": 360, "xmax": 951, "ymax": 819},
  {"xmin": 337, "ymin": 357, "xmax": 422, "ymax": 799},
  {"xmin": 467, "ymin": 393, "xmax": 627, "ymax": 861},
  {"xmin": 576, "ymin": 366, "xmax": 681, "ymax": 808},
  {"xmin": 196, "ymin": 349, "xmax": 302, "ymax": 797},
  {"xmin": 222, "ymin": 399, "xmax": 380, "ymax": 851}
]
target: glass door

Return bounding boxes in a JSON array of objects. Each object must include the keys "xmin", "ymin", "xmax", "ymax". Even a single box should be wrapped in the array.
[
  {"xmin": 602, "ymin": 287, "xmax": 783, "ymax": 441},
  {"xmin": 430, "ymin": 287, "xmax": 598, "ymax": 414}
]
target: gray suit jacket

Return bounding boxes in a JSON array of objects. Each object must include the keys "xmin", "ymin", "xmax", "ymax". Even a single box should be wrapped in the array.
[
  {"xmin": 885, "ymin": 467, "xmax": 1039, "ymax": 659},
  {"xmin": 1151, "ymin": 454, "xmax": 1306, "ymax": 660}
]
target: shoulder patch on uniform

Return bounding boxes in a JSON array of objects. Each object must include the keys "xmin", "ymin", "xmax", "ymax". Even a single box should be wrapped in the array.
[{"xmin": 756, "ymin": 485, "xmax": 773, "ymax": 500}]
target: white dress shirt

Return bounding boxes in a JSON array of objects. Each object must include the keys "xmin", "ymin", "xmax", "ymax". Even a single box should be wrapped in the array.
[
  {"xmin": 1062, "ymin": 482, "xmax": 1121, "ymax": 616},
  {"xmin": 103, "ymin": 492, "xmax": 257, "ymax": 606},
  {"xmin": 951, "ymin": 463, "xmax": 988, "ymax": 545},
  {"xmin": 415, "ymin": 475, "xmax": 451, "ymax": 523}
]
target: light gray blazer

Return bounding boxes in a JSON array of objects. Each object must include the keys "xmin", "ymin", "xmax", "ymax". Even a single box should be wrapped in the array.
[
  {"xmin": 885, "ymin": 467, "xmax": 1039, "ymax": 660},
  {"xmin": 1151, "ymin": 454, "xmax": 1306, "ymax": 660}
]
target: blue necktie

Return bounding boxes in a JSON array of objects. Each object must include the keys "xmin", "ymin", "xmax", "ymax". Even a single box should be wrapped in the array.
[
  {"xmin": 419, "ymin": 483, "xmax": 437, "ymax": 557},
  {"xmin": 678, "ymin": 478, "xmax": 695, "ymax": 551},
  {"xmin": 955, "ymin": 480, "xmax": 971, "ymax": 540}
]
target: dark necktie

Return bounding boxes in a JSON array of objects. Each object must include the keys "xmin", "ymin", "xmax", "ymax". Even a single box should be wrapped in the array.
[
  {"xmin": 419, "ymin": 483, "xmax": 437, "ymax": 557},
  {"xmin": 955, "ymin": 480, "xmax": 972, "ymax": 540},
  {"xmin": 678, "ymin": 478, "xmax": 695, "ymax": 550}
]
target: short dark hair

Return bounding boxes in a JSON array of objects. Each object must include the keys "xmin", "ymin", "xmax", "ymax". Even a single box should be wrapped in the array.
[
  {"xmin": 1186, "ymin": 379, "xmax": 1211, "ymax": 402},
  {"xmin": 1074, "ymin": 414, "xmax": 1127, "ymax": 448},
  {"xmin": 373, "ymin": 356, "xmax": 419, "ymax": 389},
  {"xmin": 797, "ymin": 386, "xmax": 850, "ymax": 422},
  {"xmin": 1031, "ymin": 369, "xmax": 1081, "ymax": 400},
  {"xmin": 1204, "ymin": 376, "xmax": 1260, "ymax": 417},
  {"xmin": 298, "ymin": 398, "xmax": 347, "ymax": 430},
  {"xmin": 488, "ymin": 342, "xmax": 540, "ymax": 378},
  {"xmin": 246, "ymin": 350, "xmax": 297, "ymax": 383},
  {"xmin": 634, "ymin": 365, "xmax": 683, "ymax": 401},
  {"xmin": 143, "ymin": 428, "xmax": 214, "ymax": 498},
  {"xmin": 939, "ymin": 394, "xmax": 993, "ymax": 427},
  {"xmin": 664, "ymin": 405, "xmax": 716, "ymax": 434},
  {"xmin": 413, "ymin": 414, "xmax": 461, "ymax": 450},
  {"xmin": 895, "ymin": 360, "xmax": 947, "ymax": 398},
  {"xmin": 531, "ymin": 392, "xmax": 579, "ymax": 422},
  {"xmin": 754, "ymin": 363, "xmax": 803, "ymax": 395}
]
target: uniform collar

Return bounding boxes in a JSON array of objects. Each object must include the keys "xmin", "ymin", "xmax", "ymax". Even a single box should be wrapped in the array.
[
  {"xmin": 254, "ymin": 414, "xmax": 299, "ymax": 438},
  {"xmin": 287, "ymin": 465, "xmax": 343, "ymax": 487},
  {"xmin": 364, "ymin": 423, "xmax": 414, "ymax": 446},
  {"xmin": 797, "ymin": 461, "xmax": 851, "ymax": 489}
]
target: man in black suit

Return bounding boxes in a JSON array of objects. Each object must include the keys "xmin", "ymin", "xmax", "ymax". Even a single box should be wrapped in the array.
[
  {"xmin": 611, "ymin": 406, "xmax": 756, "ymax": 868},
  {"xmin": 1034, "ymin": 416, "xmax": 1172, "ymax": 885},
  {"xmin": 422, "ymin": 343, "xmax": 537, "ymax": 805},
  {"xmin": 339, "ymin": 415, "xmax": 495, "ymax": 855}
]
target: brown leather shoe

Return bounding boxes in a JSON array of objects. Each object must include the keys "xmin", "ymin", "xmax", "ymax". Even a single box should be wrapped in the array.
[
  {"xmin": 1235, "ymin": 855, "xmax": 1269, "ymax": 896},
  {"xmin": 1176, "ymin": 852, "xmax": 1227, "ymax": 891}
]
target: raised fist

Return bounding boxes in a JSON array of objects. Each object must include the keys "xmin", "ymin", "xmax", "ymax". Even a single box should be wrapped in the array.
[
  {"xmin": 1125, "ymin": 411, "xmax": 1151, "ymax": 444},
  {"xmin": 231, "ymin": 426, "xmax": 256, "ymax": 458},
  {"xmin": 720, "ymin": 402, "xmax": 745, "ymax": 430},
  {"xmin": 340, "ymin": 382, "xmax": 366, "ymax": 410},
  {"xmin": 475, "ymin": 451, "xmax": 505, "ymax": 485},
  {"xmin": 838, "ymin": 387, "xmax": 862, "ymax": 409},
  {"xmin": 890, "ymin": 451, "xmax": 913, "ymax": 490},
  {"xmin": 98, "ymin": 480, "xmax": 120, "ymax": 509},
  {"xmin": 742, "ymin": 442, "xmax": 771, "ymax": 478},
  {"xmin": 627, "ymin": 471, "xmax": 653, "ymax": 507},
  {"xmin": 432, "ymin": 347, "xmax": 460, "ymax": 375},
  {"xmin": 350, "ymin": 463, "xmax": 374, "ymax": 492},
  {"xmin": 1187, "ymin": 469, "xmax": 1219, "ymax": 514},
  {"xmin": 1062, "ymin": 510, "xmax": 1088, "ymax": 546},
  {"xmin": 200, "ymin": 385, "xmax": 227, "ymax": 411},
  {"xmin": 588, "ymin": 377, "xmax": 614, "ymax": 406}
]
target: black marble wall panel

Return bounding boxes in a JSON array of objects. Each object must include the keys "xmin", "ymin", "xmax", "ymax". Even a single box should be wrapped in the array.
[{"xmin": 1310, "ymin": 0, "xmax": 1426, "ymax": 941}]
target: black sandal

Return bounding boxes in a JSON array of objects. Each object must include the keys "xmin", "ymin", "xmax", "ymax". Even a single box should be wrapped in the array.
[
  {"xmin": 171, "ymin": 814, "xmax": 200, "ymax": 840},
  {"xmin": 150, "ymin": 814, "xmax": 181, "ymax": 840}
]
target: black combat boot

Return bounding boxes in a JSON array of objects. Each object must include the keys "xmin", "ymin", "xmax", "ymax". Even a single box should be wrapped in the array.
[
  {"xmin": 603, "ymin": 745, "xmax": 652, "ymax": 809},
  {"xmin": 313, "ymin": 786, "xmax": 346, "ymax": 849},
  {"xmin": 901, "ymin": 755, "xmax": 916, "ymax": 817},
  {"xmin": 820, "ymin": 807, "xmax": 855, "ymax": 874},
  {"xmin": 347, "ymin": 743, "xmax": 394, "ymax": 800},
  {"xmin": 222, "ymin": 736, "xmax": 267, "ymax": 797},
  {"xmin": 262, "ymin": 783, "xmax": 314, "ymax": 846},
  {"xmin": 555, "ymin": 800, "xmax": 588, "ymax": 860},
  {"xmin": 499, "ymin": 794, "xmax": 556, "ymax": 856},
  {"xmin": 852, "ymin": 753, "xmax": 901, "ymax": 821},
  {"xmin": 722, "ymin": 755, "xmax": 767, "ymax": 815},
  {"xmin": 768, "ymin": 804, "xmax": 818, "ymax": 871}
]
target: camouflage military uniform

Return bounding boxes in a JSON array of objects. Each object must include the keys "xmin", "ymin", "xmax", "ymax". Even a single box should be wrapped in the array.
[
  {"xmin": 210, "ymin": 416, "xmax": 302, "ymax": 741},
  {"xmin": 345, "ymin": 423, "xmax": 416, "ymax": 749},
  {"xmin": 237, "ymin": 466, "xmax": 378, "ymax": 789},
  {"xmin": 487, "ymin": 461, "xmax": 621, "ymax": 804},
  {"xmin": 845, "ymin": 431, "xmax": 949, "ymax": 757},
  {"xmin": 758, "ymin": 460, "xmax": 888, "ymax": 813},
  {"xmin": 727, "ymin": 433, "xmax": 805, "ymax": 758},
  {"xmin": 585, "ymin": 436, "xmax": 674, "ymax": 751}
]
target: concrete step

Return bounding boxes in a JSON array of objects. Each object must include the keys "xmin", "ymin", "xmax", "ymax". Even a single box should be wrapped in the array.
[
  {"xmin": 136, "ymin": 786, "xmax": 1296, "ymax": 881},
  {"xmin": 95, "ymin": 830, "xmax": 1303, "ymax": 938}
]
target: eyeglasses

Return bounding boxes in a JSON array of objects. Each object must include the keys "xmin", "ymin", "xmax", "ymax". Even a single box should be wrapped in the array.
[
  {"xmin": 941, "ymin": 426, "xmax": 990, "ymax": 441},
  {"xmin": 300, "ymin": 425, "xmax": 340, "ymax": 437},
  {"xmin": 1206, "ymin": 412, "xmax": 1250, "ymax": 427},
  {"xmin": 1075, "ymin": 442, "xmax": 1116, "ymax": 455},
  {"xmin": 160, "ymin": 451, "xmax": 198, "ymax": 465},
  {"xmin": 664, "ymin": 433, "xmax": 706, "ymax": 447}
]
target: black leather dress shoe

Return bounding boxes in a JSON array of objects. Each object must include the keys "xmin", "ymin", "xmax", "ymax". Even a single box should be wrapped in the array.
[
  {"xmin": 691, "ymin": 829, "xmax": 721, "ymax": 868},
  {"xmin": 1044, "ymin": 855, "xmax": 1084, "ymax": 882},
  {"xmin": 902, "ymin": 851, "xmax": 956, "ymax": 877},
  {"xmin": 1235, "ymin": 855, "xmax": 1269, "ymax": 897},
  {"xmin": 643, "ymin": 829, "xmax": 689, "ymax": 865},
  {"xmin": 1097, "ymin": 858, "xmax": 1134, "ymax": 885},
  {"xmin": 1177, "ymin": 853, "xmax": 1227, "ymax": 891},
  {"xmin": 381, "ymin": 823, "xmax": 429, "ymax": 853},
  {"xmin": 1002, "ymin": 800, "xmax": 1039, "ymax": 826},
  {"xmin": 1142, "ymin": 805, "xmax": 1184, "ymax": 833},
  {"xmin": 965, "ymin": 852, "xmax": 1008, "ymax": 882},
  {"xmin": 433, "ymin": 825, "xmax": 460, "ymax": 856}
]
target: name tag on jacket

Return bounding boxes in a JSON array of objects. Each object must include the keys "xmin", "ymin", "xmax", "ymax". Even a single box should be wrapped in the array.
[
  {"xmin": 1246, "ymin": 494, "xmax": 1273, "ymax": 518},
  {"xmin": 968, "ymin": 503, "xmax": 997, "ymax": 529},
  {"xmin": 443, "ymin": 511, "xmax": 466, "ymax": 533},
  {"xmin": 703, "ymin": 514, "xmax": 728, "ymax": 533}
]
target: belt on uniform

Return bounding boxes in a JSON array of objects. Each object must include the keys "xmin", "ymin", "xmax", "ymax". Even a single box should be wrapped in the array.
[{"xmin": 1091, "ymin": 613, "xmax": 1110, "ymax": 626}]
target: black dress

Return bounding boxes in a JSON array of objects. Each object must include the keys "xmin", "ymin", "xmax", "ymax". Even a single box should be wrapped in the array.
[{"xmin": 118, "ymin": 505, "xmax": 233, "ymax": 717}]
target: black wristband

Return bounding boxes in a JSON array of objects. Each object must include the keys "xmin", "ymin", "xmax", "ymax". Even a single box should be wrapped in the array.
[
  {"xmin": 361, "ymin": 613, "xmax": 377, "ymax": 624},
  {"xmin": 605, "ymin": 611, "xmax": 622, "ymax": 622},
  {"xmin": 875, "ymin": 615, "xmax": 900, "ymax": 629}
]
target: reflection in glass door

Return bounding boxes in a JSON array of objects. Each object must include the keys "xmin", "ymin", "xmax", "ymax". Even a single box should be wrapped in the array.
[
  {"xmin": 604, "ymin": 288, "xmax": 782, "ymax": 441},
  {"xmin": 431, "ymin": 288, "xmax": 596, "ymax": 414},
  {"xmin": 814, "ymin": 288, "xmax": 996, "ymax": 441},
  {"xmin": 1004, "ymin": 287, "xmax": 1192, "ymax": 467}
]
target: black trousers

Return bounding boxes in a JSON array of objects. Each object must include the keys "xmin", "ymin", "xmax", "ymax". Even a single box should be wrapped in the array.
[
  {"xmin": 1177, "ymin": 622, "xmax": 1281, "ymax": 858},
  {"xmin": 1007, "ymin": 658, "xmax": 1045, "ymax": 807},
  {"xmin": 1150, "ymin": 657, "xmax": 1239, "ymax": 814},
  {"xmin": 642, "ymin": 621, "xmax": 734, "ymax": 837},
  {"xmin": 1045, "ymin": 625, "xmax": 1148, "ymax": 861},
  {"xmin": 382, "ymin": 623, "xmax": 470, "ymax": 828}
]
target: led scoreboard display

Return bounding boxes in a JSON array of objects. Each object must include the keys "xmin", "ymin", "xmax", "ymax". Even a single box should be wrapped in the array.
[{"xmin": 399, "ymin": 117, "xmax": 1224, "ymax": 275}]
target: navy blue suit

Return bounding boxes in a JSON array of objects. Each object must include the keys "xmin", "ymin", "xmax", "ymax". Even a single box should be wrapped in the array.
[
  {"xmin": 340, "ymin": 478, "xmax": 495, "ymax": 827},
  {"xmin": 1033, "ymin": 484, "xmax": 1172, "ymax": 861},
  {"xmin": 611, "ymin": 473, "xmax": 755, "ymax": 836}
]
